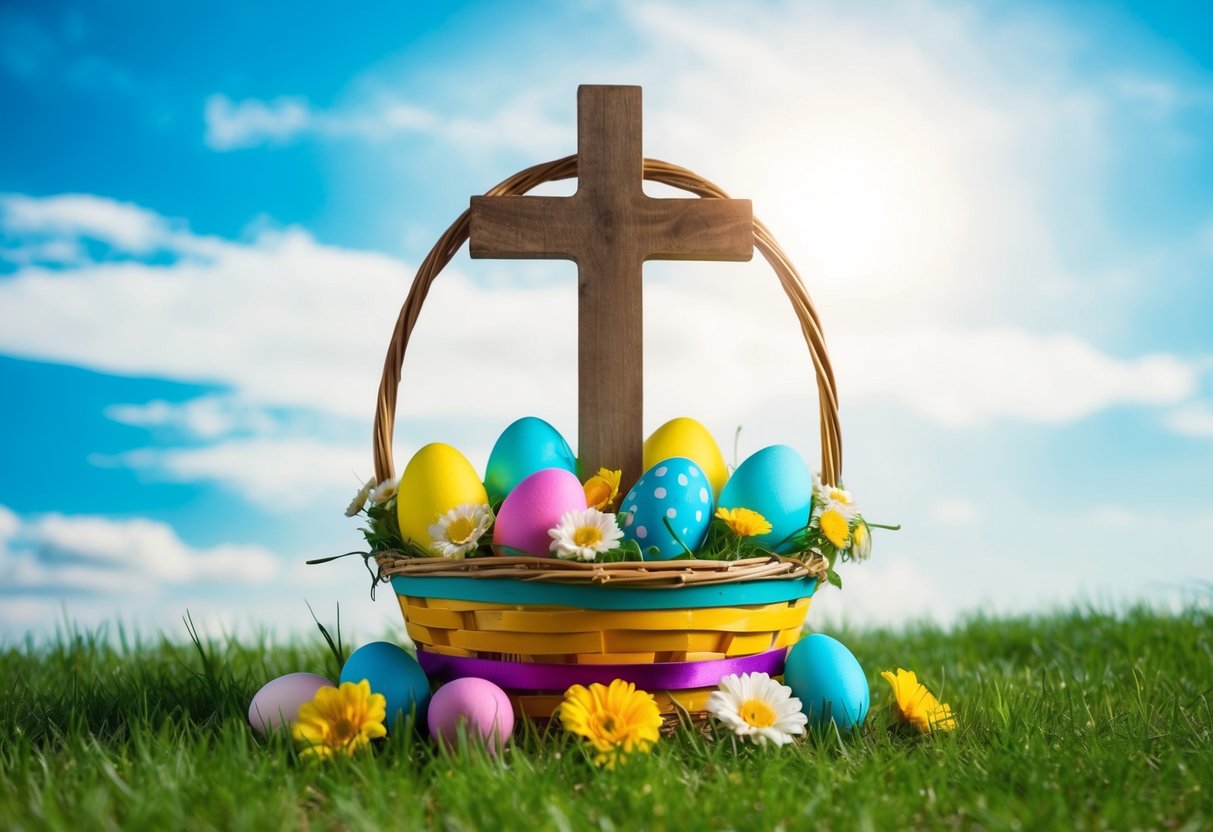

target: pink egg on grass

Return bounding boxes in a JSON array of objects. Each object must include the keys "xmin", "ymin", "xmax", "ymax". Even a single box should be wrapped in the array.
[
  {"xmin": 492, "ymin": 467, "xmax": 587, "ymax": 557},
  {"xmin": 248, "ymin": 672, "xmax": 335, "ymax": 736},
  {"xmin": 427, "ymin": 677, "xmax": 515, "ymax": 753}
]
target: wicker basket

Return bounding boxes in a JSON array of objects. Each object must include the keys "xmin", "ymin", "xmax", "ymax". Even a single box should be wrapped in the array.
[{"xmin": 370, "ymin": 151, "xmax": 842, "ymax": 725}]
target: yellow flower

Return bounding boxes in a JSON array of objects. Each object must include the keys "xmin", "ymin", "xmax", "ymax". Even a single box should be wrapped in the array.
[
  {"xmin": 583, "ymin": 468, "xmax": 622, "ymax": 510},
  {"xmin": 818, "ymin": 508, "xmax": 851, "ymax": 549},
  {"xmin": 851, "ymin": 520, "xmax": 871, "ymax": 560},
  {"xmin": 559, "ymin": 679, "xmax": 663, "ymax": 768},
  {"xmin": 291, "ymin": 680, "xmax": 387, "ymax": 760},
  {"xmin": 881, "ymin": 668, "xmax": 957, "ymax": 733},
  {"xmin": 715, "ymin": 507, "xmax": 773, "ymax": 537}
]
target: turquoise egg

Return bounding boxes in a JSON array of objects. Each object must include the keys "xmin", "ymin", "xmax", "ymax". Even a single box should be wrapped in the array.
[
  {"xmin": 619, "ymin": 457, "xmax": 714, "ymax": 560},
  {"xmin": 339, "ymin": 641, "xmax": 431, "ymax": 730},
  {"xmin": 484, "ymin": 417, "xmax": 578, "ymax": 505},
  {"xmin": 783, "ymin": 634, "xmax": 869, "ymax": 731},
  {"xmin": 718, "ymin": 445, "xmax": 812, "ymax": 553}
]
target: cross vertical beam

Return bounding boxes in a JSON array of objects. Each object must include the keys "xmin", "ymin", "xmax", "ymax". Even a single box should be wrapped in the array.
[{"xmin": 469, "ymin": 85, "xmax": 752, "ymax": 492}]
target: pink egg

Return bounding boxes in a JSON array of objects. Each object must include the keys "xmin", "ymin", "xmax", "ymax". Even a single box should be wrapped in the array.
[
  {"xmin": 427, "ymin": 677, "xmax": 515, "ymax": 753},
  {"xmin": 492, "ymin": 467, "xmax": 587, "ymax": 557},
  {"xmin": 248, "ymin": 672, "xmax": 335, "ymax": 736}
]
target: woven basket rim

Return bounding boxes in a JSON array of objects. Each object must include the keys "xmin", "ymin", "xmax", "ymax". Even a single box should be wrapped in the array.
[{"xmin": 375, "ymin": 551, "xmax": 825, "ymax": 588}]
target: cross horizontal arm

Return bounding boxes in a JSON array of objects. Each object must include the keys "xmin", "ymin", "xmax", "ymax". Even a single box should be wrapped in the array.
[
  {"xmin": 470, "ymin": 195, "xmax": 582, "ymax": 260},
  {"xmin": 638, "ymin": 197, "xmax": 754, "ymax": 261}
]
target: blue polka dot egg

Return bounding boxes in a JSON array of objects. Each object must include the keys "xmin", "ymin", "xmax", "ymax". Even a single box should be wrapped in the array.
[{"xmin": 620, "ymin": 457, "xmax": 714, "ymax": 559}]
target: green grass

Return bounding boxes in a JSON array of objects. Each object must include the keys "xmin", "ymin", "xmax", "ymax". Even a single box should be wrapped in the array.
[{"xmin": 2, "ymin": 605, "xmax": 1211, "ymax": 831}]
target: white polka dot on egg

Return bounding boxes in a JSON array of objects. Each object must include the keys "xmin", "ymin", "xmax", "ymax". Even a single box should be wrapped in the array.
[
  {"xmin": 666, "ymin": 508, "xmax": 677, "ymax": 519},
  {"xmin": 636, "ymin": 525, "xmax": 648, "ymax": 539},
  {"xmin": 655, "ymin": 466, "xmax": 667, "ymax": 477},
  {"xmin": 654, "ymin": 487, "xmax": 667, "ymax": 499},
  {"xmin": 695, "ymin": 510, "xmax": 702, "ymax": 522},
  {"xmin": 699, "ymin": 488, "xmax": 709, "ymax": 503},
  {"xmin": 689, "ymin": 467, "xmax": 700, "ymax": 477},
  {"xmin": 677, "ymin": 474, "xmax": 688, "ymax": 486}
]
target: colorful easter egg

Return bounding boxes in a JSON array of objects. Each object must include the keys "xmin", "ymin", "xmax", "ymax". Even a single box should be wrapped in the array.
[
  {"xmin": 427, "ymin": 677, "xmax": 515, "ymax": 754},
  {"xmin": 484, "ymin": 417, "xmax": 578, "ymax": 505},
  {"xmin": 783, "ymin": 634, "xmax": 869, "ymax": 731},
  {"xmin": 644, "ymin": 417, "xmax": 729, "ymax": 497},
  {"xmin": 397, "ymin": 443, "xmax": 490, "ymax": 551},
  {"xmin": 493, "ymin": 467, "xmax": 587, "ymax": 557},
  {"xmin": 247, "ymin": 672, "xmax": 335, "ymax": 737},
  {"xmin": 340, "ymin": 641, "xmax": 431, "ymax": 730},
  {"xmin": 619, "ymin": 457, "xmax": 714, "ymax": 560},
  {"xmin": 718, "ymin": 445, "xmax": 812, "ymax": 553}
]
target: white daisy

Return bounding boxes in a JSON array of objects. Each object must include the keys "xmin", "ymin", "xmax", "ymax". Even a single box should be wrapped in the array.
[
  {"xmin": 345, "ymin": 477, "xmax": 375, "ymax": 517},
  {"xmin": 813, "ymin": 473, "xmax": 860, "ymax": 521},
  {"xmin": 427, "ymin": 503, "xmax": 494, "ymax": 559},
  {"xmin": 548, "ymin": 508, "xmax": 623, "ymax": 562},
  {"xmin": 371, "ymin": 478, "xmax": 398, "ymax": 505},
  {"xmin": 706, "ymin": 672, "xmax": 808, "ymax": 746}
]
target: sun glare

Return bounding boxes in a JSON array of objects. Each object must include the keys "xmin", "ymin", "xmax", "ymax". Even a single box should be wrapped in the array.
[{"xmin": 756, "ymin": 105, "xmax": 964, "ymax": 305}]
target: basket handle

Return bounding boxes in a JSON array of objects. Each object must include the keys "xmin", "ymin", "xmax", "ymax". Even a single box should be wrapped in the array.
[{"xmin": 372, "ymin": 156, "xmax": 843, "ymax": 487}]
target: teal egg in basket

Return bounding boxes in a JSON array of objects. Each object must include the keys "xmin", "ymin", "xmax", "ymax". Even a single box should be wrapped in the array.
[{"xmin": 484, "ymin": 416, "xmax": 578, "ymax": 505}]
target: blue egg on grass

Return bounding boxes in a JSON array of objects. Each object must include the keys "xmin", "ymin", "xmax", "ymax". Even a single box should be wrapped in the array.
[
  {"xmin": 718, "ymin": 445, "xmax": 813, "ymax": 553},
  {"xmin": 484, "ymin": 416, "xmax": 578, "ymax": 505},
  {"xmin": 339, "ymin": 641, "xmax": 431, "ymax": 730},
  {"xmin": 619, "ymin": 457, "xmax": 714, "ymax": 560},
  {"xmin": 783, "ymin": 634, "xmax": 869, "ymax": 731}
]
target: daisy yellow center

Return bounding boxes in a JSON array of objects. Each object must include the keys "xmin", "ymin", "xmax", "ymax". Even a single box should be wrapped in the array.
[
  {"xmin": 573, "ymin": 525, "xmax": 603, "ymax": 547},
  {"xmin": 738, "ymin": 698, "xmax": 778, "ymax": 728},
  {"xmin": 447, "ymin": 517, "xmax": 478, "ymax": 544}
]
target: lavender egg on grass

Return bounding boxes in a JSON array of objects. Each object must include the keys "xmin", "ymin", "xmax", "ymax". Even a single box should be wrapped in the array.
[
  {"xmin": 340, "ymin": 641, "xmax": 431, "ymax": 730},
  {"xmin": 620, "ymin": 457, "xmax": 714, "ymax": 560},
  {"xmin": 484, "ymin": 417, "xmax": 578, "ymax": 505},
  {"xmin": 493, "ymin": 468, "xmax": 587, "ymax": 557},
  {"xmin": 427, "ymin": 677, "xmax": 515, "ymax": 754},
  {"xmin": 248, "ymin": 672, "xmax": 335, "ymax": 736},
  {"xmin": 718, "ymin": 444, "xmax": 813, "ymax": 553},
  {"xmin": 783, "ymin": 634, "xmax": 870, "ymax": 731}
]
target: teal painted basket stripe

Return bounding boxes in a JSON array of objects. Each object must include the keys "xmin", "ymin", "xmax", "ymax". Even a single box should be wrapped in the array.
[{"xmin": 390, "ymin": 575, "xmax": 817, "ymax": 609}]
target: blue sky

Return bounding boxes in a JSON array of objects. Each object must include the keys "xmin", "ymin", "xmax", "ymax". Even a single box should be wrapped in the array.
[{"xmin": 1, "ymin": 0, "xmax": 1211, "ymax": 642}]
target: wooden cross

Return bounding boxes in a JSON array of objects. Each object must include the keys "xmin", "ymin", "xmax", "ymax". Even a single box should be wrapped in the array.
[{"xmin": 469, "ymin": 85, "xmax": 753, "ymax": 491}]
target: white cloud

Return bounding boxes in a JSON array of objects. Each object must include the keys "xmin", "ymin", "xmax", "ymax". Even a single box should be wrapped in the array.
[
  {"xmin": 204, "ymin": 95, "xmax": 313, "ymax": 150},
  {"xmin": 0, "ymin": 192, "xmax": 182, "ymax": 254},
  {"xmin": 0, "ymin": 504, "xmax": 19, "ymax": 547},
  {"xmin": 926, "ymin": 498, "xmax": 981, "ymax": 527},
  {"xmin": 105, "ymin": 395, "xmax": 278, "ymax": 440},
  {"xmin": 0, "ymin": 505, "xmax": 279, "ymax": 594},
  {"xmin": 108, "ymin": 438, "xmax": 368, "ymax": 509},
  {"xmin": 203, "ymin": 91, "xmax": 571, "ymax": 157},
  {"xmin": 837, "ymin": 327, "xmax": 1196, "ymax": 427},
  {"xmin": 1164, "ymin": 401, "xmax": 1213, "ymax": 438}
]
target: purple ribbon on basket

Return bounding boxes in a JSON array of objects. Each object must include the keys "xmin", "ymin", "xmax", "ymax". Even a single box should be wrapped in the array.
[{"xmin": 415, "ymin": 647, "xmax": 789, "ymax": 691}]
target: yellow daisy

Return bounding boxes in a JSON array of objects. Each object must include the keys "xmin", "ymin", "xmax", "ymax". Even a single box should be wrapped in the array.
[
  {"xmin": 559, "ymin": 679, "xmax": 663, "ymax": 768},
  {"xmin": 583, "ymin": 468, "xmax": 623, "ymax": 511},
  {"xmin": 292, "ymin": 680, "xmax": 387, "ymax": 759},
  {"xmin": 817, "ymin": 508, "xmax": 851, "ymax": 549},
  {"xmin": 715, "ymin": 507, "xmax": 773, "ymax": 537},
  {"xmin": 881, "ymin": 668, "xmax": 957, "ymax": 733}
]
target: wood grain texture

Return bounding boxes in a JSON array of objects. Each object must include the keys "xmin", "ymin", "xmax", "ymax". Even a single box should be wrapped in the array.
[{"xmin": 469, "ymin": 85, "xmax": 753, "ymax": 492}]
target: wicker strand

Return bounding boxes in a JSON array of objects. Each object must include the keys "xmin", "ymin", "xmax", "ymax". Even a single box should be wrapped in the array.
[
  {"xmin": 375, "ymin": 551, "xmax": 815, "ymax": 587},
  {"xmin": 373, "ymin": 155, "xmax": 842, "ymax": 487}
]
